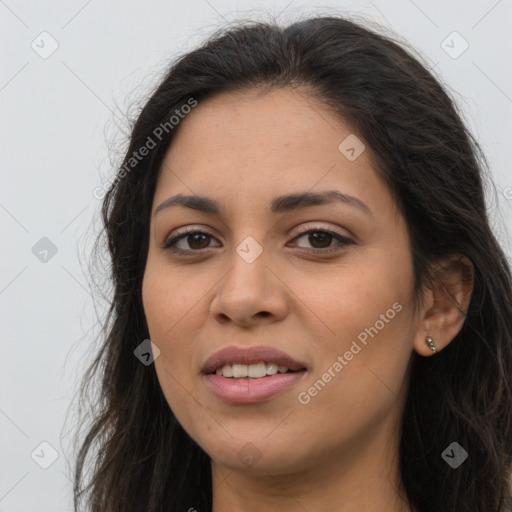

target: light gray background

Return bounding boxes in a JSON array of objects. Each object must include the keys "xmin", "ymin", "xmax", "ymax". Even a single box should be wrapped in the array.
[{"xmin": 1, "ymin": 1, "xmax": 511, "ymax": 510}]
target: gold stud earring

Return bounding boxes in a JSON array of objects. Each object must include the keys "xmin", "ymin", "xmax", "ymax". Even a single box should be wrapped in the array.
[{"xmin": 425, "ymin": 335, "xmax": 436, "ymax": 354}]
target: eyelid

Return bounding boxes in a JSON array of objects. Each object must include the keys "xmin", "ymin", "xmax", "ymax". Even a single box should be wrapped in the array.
[{"xmin": 291, "ymin": 223, "xmax": 351, "ymax": 239}]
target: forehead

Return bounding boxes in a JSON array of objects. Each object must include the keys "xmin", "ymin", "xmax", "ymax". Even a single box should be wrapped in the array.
[
  {"xmin": 168, "ymin": 87, "xmax": 344, "ymax": 156},
  {"xmin": 153, "ymin": 87, "xmax": 395, "ymax": 220}
]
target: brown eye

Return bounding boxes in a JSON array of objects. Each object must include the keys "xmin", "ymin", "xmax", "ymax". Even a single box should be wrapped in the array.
[
  {"xmin": 186, "ymin": 233, "xmax": 211, "ymax": 250},
  {"xmin": 163, "ymin": 227, "xmax": 354, "ymax": 256},
  {"xmin": 304, "ymin": 231, "xmax": 334, "ymax": 249},
  {"xmin": 291, "ymin": 228, "xmax": 354, "ymax": 254},
  {"xmin": 163, "ymin": 231, "xmax": 221, "ymax": 252}
]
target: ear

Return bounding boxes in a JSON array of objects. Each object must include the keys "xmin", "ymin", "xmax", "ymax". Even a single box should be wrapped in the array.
[{"xmin": 413, "ymin": 254, "xmax": 474, "ymax": 356}]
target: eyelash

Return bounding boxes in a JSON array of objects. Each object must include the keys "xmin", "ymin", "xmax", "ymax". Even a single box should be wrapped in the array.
[{"xmin": 162, "ymin": 226, "xmax": 354, "ymax": 256}]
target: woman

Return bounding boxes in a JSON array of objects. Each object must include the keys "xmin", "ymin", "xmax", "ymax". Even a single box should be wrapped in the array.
[{"xmin": 71, "ymin": 15, "xmax": 512, "ymax": 512}]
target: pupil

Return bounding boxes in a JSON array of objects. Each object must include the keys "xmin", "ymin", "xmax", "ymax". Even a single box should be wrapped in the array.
[
  {"xmin": 309, "ymin": 232, "xmax": 332, "ymax": 248},
  {"xmin": 189, "ymin": 234, "xmax": 209, "ymax": 249}
]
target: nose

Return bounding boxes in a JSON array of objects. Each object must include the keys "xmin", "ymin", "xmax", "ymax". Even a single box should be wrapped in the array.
[{"xmin": 209, "ymin": 244, "xmax": 289, "ymax": 327}]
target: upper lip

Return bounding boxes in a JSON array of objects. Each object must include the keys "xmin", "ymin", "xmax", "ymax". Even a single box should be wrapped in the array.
[{"xmin": 201, "ymin": 345, "xmax": 307, "ymax": 374}]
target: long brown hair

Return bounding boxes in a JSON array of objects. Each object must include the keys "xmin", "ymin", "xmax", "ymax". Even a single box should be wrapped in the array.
[{"xmin": 70, "ymin": 15, "xmax": 512, "ymax": 512}]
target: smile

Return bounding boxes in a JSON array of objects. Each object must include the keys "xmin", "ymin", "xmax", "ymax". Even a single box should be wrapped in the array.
[{"xmin": 203, "ymin": 369, "xmax": 308, "ymax": 404}]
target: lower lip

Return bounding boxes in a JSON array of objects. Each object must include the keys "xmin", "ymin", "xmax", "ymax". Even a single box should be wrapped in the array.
[{"xmin": 203, "ymin": 371, "xmax": 307, "ymax": 404}]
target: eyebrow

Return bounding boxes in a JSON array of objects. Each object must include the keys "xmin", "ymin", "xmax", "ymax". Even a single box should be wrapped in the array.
[{"xmin": 154, "ymin": 190, "xmax": 373, "ymax": 217}]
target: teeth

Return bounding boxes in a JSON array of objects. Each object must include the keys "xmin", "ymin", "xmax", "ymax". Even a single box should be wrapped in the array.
[
  {"xmin": 214, "ymin": 362, "xmax": 296, "ymax": 379},
  {"xmin": 248, "ymin": 362, "xmax": 267, "ymax": 378},
  {"xmin": 266, "ymin": 363, "xmax": 279, "ymax": 375},
  {"xmin": 232, "ymin": 364, "xmax": 249, "ymax": 378},
  {"xmin": 217, "ymin": 365, "xmax": 233, "ymax": 378}
]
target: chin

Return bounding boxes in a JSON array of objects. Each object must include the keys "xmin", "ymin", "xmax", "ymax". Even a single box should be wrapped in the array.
[{"xmin": 205, "ymin": 437, "xmax": 310, "ymax": 475}]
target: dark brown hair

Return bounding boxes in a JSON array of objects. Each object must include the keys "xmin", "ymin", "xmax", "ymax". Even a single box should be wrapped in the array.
[{"xmin": 70, "ymin": 14, "xmax": 512, "ymax": 512}]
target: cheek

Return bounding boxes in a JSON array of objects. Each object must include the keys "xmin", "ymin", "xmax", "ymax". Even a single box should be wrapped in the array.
[
  {"xmin": 298, "ymin": 243, "xmax": 414, "ymax": 344},
  {"xmin": 142, "ymin": 258, "xmax": 207, "ymax": 341},
  {"xmin": 142, "ymin": 264, "xmax": 195, "ymax": 390},
  {"xmin": 293, "ymin": 301, "xmax": 413, "ymax": 458},
  {"xmin": 142, "ymin": 269, "xmax": 201, "ymax": 431},
  {"xmin": 295, "ymin": 245, "xmax": 415, "ymax": 412},
  {"xmin": 142, "ymin": 258, "xmax": 213, "ymax": 402}
]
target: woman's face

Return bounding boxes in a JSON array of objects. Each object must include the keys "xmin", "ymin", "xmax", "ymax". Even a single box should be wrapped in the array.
[{"xmin": 142, "ymin": 87, "xmax": 422, "ymax": 475}]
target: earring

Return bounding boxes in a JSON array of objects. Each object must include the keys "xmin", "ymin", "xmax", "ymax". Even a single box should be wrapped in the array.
[{"xmin": 425, "ymin": 335, "xmax": 436, "ymax": 354}]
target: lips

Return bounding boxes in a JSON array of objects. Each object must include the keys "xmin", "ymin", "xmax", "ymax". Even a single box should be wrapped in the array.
[{"xmin": 201, "ymin": 345, "xmax": 307, "ymax": 375}]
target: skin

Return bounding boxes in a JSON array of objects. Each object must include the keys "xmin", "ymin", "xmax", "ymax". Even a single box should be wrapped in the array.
[{"xmin": 142, "ymin": 87, "xmax": 474, "ymax": 512}]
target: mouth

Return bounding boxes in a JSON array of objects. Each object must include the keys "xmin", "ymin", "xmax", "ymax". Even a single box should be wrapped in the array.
[
  {"xmin": 201, "ymin": 345, "xmax": 308, "ymax": 375},
  {"xmin": 203, "ymin": 367, "xmax": 308, "ymax": 404},
  {"xmin": 201, "ymin": 345, "xmax": 308, "ymax": 404}
]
